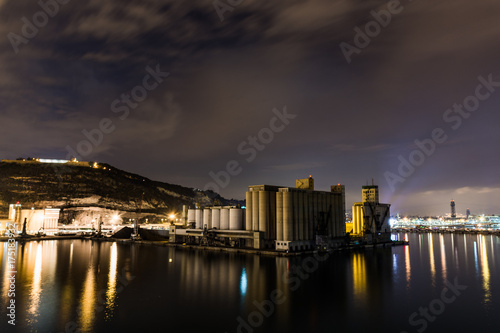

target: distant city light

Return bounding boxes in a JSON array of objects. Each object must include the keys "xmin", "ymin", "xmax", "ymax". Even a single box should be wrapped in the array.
[{"xmin": 39, "ymin": 159, "xmax": 69, "ymax": 164}]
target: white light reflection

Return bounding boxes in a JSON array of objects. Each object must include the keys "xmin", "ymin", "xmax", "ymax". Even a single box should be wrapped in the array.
[
  {"xmin": 405, "ymin": 244, "xmax": 411, "ymax": 287},
  {"xmin": 473, "ymin": 241, "xmax": 479, "ymax": 276},
  {"xmin": 479, "ymin": 235, "xmax": 491, "ymax": 304},
  {"xmin": 428, "ymin": 233, "xmax": 436, "ymax": 284},
  {"xmin": 439, "ymin": 234, "xmax": 447, "ymax": 282},
  {"xmin": 69, "ymin": 243, "xmax": 73, "ymax": 268},
  {"xmin": 392, "ymin": 253, "xmax": 398, "ymax": 275},
  {"xmin": 463, "ymin": 235, "xmax": 468, "ymax": 270},
  {"xmin": 106, "ymin": 242, "xmax": 118, "ymax": 317},
  {"xmin": 28, "ymin": 243, "xmax": 43, "ymax": 322}
]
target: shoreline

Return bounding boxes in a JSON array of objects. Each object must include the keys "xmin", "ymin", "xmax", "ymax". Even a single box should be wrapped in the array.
[
  {"xmin": 392, "ymin": 228, "xmax": 500, "ymax": 236},
  {"xmin": 0, "ymin": 235, "xmax": 408, "ymax": 256}
]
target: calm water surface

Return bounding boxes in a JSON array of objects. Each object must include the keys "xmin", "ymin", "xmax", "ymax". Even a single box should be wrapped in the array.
[{"xmin": 1, "ymin": 233, "xmax": 499, "ymax": 333}]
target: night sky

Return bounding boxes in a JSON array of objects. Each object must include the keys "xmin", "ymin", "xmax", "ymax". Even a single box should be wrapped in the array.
[{"xmin": 1, "ymin": 0, "xmax": 499, "ymax": 215}]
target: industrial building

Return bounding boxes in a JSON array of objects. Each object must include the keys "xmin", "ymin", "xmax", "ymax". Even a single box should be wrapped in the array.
[
  {"xmin": 171, "ymin": 206, "xmax": 250, "ymax": 248},
  {"xmin": 7, "ymin": 203, "xmax": 60, "ymax": 234},
  {"xmin": 351, "ymin": 184, "xmax": 391, "ymax": 243},
  {"xmin": 172, "ymin": 177, "xmax": 347, "ymax": 252},
  {"xmin": 186, "ymin": 206, "xmax": 244, "ymax": 230},
  {"xmin": 246, "ymin": 179, "xmax": 346, "ymax": 251}
]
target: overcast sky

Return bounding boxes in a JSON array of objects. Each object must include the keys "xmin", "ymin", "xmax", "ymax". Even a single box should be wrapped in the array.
[{"xmin": 1, "ymin": 0, "xmax": 499, "ymax": 215}]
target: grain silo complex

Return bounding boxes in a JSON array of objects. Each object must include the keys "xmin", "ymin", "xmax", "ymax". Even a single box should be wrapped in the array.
[
  {"xmin": 246, "ymin": 179, "xmax": 346, "ymax": 251},
  {"xmin": 170, "ymin": 177, "xmax": 346, "ymax": 252}
]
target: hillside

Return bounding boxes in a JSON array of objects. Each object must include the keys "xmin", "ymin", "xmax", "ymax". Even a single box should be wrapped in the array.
[{"xmin": 0, "ymin": 160, "xmax": 241, "ymax": 218}]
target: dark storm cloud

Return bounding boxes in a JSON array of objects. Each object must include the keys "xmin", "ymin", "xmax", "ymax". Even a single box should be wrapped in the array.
[{"xmin": 1, "ymin": 0, "xmax": 500, "ymax": 214}]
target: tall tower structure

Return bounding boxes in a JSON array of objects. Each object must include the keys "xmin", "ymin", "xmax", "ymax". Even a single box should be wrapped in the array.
[
  {"xmin": 352, "ymin": 183, "xmax": 390, "ymax": 242},
  {"xmin": 362, "ymin": 185, "xmax": 379, "ymax": 203},
  {"xmin": 450, "ymin": 200, "xmax": 456, "ymax": 219},
  {"xmin": 466, "ymin": 208, "xmax": 470, "ymax": 220}
]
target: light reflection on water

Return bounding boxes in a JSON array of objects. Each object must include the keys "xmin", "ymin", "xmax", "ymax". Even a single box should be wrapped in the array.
[
  {"xmin": 106, "ymin": 242, "xmax": 118, "ymax": 318},
  {"xmin": 240, "ymin": 267, "xmax": 247, "ymax": 296},
  {"xmin": 0, "ymin": 234, "xmax": 499, "ymax": 332},
  {"xmin": 428, "ymin": 233, "xmax": 436, "ymax": 285},
  {"xmin": 440, "ymin": 233, "xmax": 447, "ymax": 282},
  {"xmin": 405, "ymin": 241, "xmax": 411, "ymax": 287},
  {"xmin": 479, "ymin": 235, "xmax": 491, "ymax": 304},
  {"xmin": 351, "ymin": 253, "xmax": 367, "ymax": 305},
  {"xmin": 79, "ymin": 264, "xmax": 96, "ymax": 332},
  {"xmin": 27, "ymin": 243, "xmax": 43, "ymax": 323}
]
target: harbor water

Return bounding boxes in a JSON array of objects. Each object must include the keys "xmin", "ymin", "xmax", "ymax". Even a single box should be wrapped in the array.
[{"xmin": 1, "ymin": 233, "xmax": 499, "ymax": 332}]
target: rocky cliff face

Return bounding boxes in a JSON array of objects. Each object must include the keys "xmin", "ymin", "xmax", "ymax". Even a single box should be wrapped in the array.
[{"xmin": 0, "ymin": 160, "xmax": 241, "ymax": 218}]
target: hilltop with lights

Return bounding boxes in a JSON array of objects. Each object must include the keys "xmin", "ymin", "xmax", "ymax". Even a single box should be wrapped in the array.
[{"xmin": 0, "ymin": 158, "xmax": 241, "ymax": 221}]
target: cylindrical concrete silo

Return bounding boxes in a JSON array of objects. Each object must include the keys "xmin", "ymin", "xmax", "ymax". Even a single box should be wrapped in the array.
[
  {"xmin": 303, "ymin": 191, "xmax": 309, "ymax": 240},
  {"xmin": 204, "ymin": 209, "xmax": 212, "ymax": 229},
  {"xmin": 269, "ymin": 191, "xmax": 276, "ymax": 241},
  {"xmin": 276, "ymin": 192, "xmax": 283, "ymax": 241},
  {"xmin": 212, "ymin": 208, "xmax": 221, "ymax": 229},
  {"xmin": 220, "ymin": 208, "xmax": 230, "ymax": 230},
  {"xmin": 229, "ymin": 208, "xmax": 243, "ymax": 230},
  {"xmin": 283, "ymin": 191, "xmax": 293, "ymax": 241},
  {"xmin": 320, "ymin": 193, "xmax": 327, "ymax": 236},
  {"xmin": 357, "ymin": 205, "xmax": 362, "ymax": 235},
  {"xmin": 322, "ymin": 193, "xmax": 327, "ymax": 217},
  {"xmin": 339, "ymin": 195, "xmax": 345, "ymax": 236},
  {"xmin": 293, "ymin": 191, "xmax": 299, "ymax": 241},
  {"xmin": 353, "ymin": 204, "xmax": 362, "ymax": 235},
  {"xmin": 313, "ymin": 192, "xmax": 319, "ymax": 235},
  {"xmin": 307, "ymin": 192, "xmax": 314, "ymax": 240},
  {"xmin": 329, "ymin": 194, "xmax": 335, "ymax": 237},
  {"xmin": 252, "ymin": 191, "xmax": 259, "ymax": 231},
  {"xmin": 259, "ymin": 191, "xmax": 269, "ymax": 235},
  {"xmin": 352, "ymin": 204, "xmax": 357, "ymax": 234},
  {"xmin": 188, "ymin": 209, "xmax": 196, "ymax": 228},
  {"xmin": 338, "ymin": 194, "xmax": 345, "ymax": 237},
  {"xmin": 195, "ymin": 209, "xmax": 203, "ymax": 229},
  {"xmin": 246, "ymin": 192, "xmax": 252, "ymax": 231},
  {"xmin": 297, "ymin": 191, "xmax": 304, "ymax": 241},
  {"xmin": 358, "ymin": 205, "xmax": 362, "ymax": 234}
]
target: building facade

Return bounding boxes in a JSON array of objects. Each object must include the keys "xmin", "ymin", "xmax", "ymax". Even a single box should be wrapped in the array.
[
  {"xmin": 246, "ymin": 178, "xmax": 346, "ymax": 251},
  {"xmin": 352, "ymin": 184, "xmax": 391, "ymax": 242}
]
